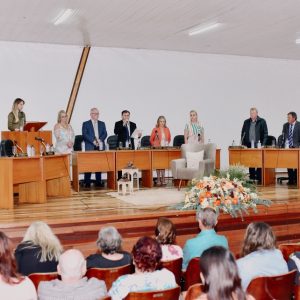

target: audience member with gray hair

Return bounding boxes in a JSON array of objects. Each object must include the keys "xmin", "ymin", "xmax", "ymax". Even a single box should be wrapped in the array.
[
  {"xmin": 182, "ymin": 207, "xmax": 228, "ymax": 270},
  {"xmin": 38, "ymin": 249, "xmax": 107, "ymax": 300},
  {"xmin": 87, "ymin": 226, "xmax": 132, "ymax": 269}
]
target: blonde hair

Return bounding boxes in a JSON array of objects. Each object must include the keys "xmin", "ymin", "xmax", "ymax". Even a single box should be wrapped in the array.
[
  {"xmin": 189, "ymin": 110, "xmax": 199, "ymax": 123},
  {"xmin": 22, "ymin": 221, "xmax": 63, "ymax": 262},
  {"xmin": 57, "ymin": 110, "xmax": 67, "ymax": 123},
  {"xmin": 156, "ymin": 116, "xmax": 167, "ymax": 128},
  {"xmin": 11, "ymin": 98, "xmax": 25, "ymax": 123}
]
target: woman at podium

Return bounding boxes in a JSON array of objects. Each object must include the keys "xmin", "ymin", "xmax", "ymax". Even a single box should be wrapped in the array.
[
  {"xmin": 184, "ymin": 110, "xmax": 204, "ymax": 144},
  {"xmin": 8, "ymin": 98, "xmax": 26, "ymax": 131},
  {"xmin": 53, "ymin": 110, "xmax": 75, "ymax": 154}
]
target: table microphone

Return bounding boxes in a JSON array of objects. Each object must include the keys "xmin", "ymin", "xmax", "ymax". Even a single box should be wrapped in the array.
[{"xmin": 13, "ymin": 140, "xmax": 24, "ymax": 153}]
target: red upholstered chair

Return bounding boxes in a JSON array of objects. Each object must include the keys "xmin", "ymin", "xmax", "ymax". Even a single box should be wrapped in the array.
[
  {"xmin": 86, "ymin": 264, "xmax": 132, "ymax": 290},
  {"xmin": 278, "ymin": 243, "xmax": 300, "ymax": 262},
  {"xmin": 246, "ymin": 270, "xmax": 297, "ymax": 300},
  {"xmin": 124, "ymin": 285, "xmax": 181, "ymax": 300},
  {"xmin": 184, "ymin": 283, "xmax": 203, "ymax": 300},
  {"xmin": 28, "ymin": 272, "xmax": 59, "ymax": 290},
  {"xmin": 184, "ymin": 257, "xmax": 201, "ymax": 291},
  {"xmin": 159, "ymin": 257, "xmax": 183, "ymax": 285}
]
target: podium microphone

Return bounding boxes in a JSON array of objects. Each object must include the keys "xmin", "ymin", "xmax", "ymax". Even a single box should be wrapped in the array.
[
  {"xmin": 155, "ymin": 130, "xmax": 159, "ymax": 141},
  {"xmin": 198, "ymin": 133, "xmax": 201, "ymax": 142},
  {"xmin": 35, "ymin": 137, "xmax": 44, "ymax": 142}
]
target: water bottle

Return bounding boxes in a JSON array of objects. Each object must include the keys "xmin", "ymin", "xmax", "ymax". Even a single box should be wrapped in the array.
[
  {"xmin": 125, "ymin": 140, "xmax": 129, "ymax": 148},
  {"xmin": 251, "ymin": 140, "xmax": 255, "ymax": 149},
  {"xmin": 105, "ymin": 142, "xmax": 109, "ymax": 151},
  {"xmin": 31, "ymin": 146, "xmax": 35, "ymax": 156},
  {"xmin": 46, "ymin": 143, "xmax": 50, "ymax": 153},
  {"xmin": 99, "ymin": 139, "xmax": 103, "ymax": 151},
  {"xmin": 285, "ymin": 139, "xmax": 289, "ymax": 149},
  {"xmin": 27, "ymin": 144, "xmax": 32, "ymax": 157},
  {"xmin": 232, "ymin": 140, "xmax": 236, "ymax": 146},
  {"xmin": 257, "ymin": 140, "xmax": 261, "ymax": 149},
  {"xmin": 81, "ymin": 141, "xmax": 85, "ymax": 152}
]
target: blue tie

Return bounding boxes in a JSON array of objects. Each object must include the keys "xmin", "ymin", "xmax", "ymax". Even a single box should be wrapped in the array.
[{"xmin": 288, "ymin": 124, "xmax": 293, "ymax": 147}]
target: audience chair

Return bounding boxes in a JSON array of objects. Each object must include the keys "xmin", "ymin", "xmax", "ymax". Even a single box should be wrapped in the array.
[
  {"xmin": 171, "ymin": 143, "xmax": 216, "ymax": 190},
  {"xmin": 86, "ymin": 264, "xmax": 132, "ymax": 290},
  {"xmin": 246, "ymin": 270, "xmax": 297, "ymax": 300},
  {"xmin": 28, "ymin": 272, "xmax": 59, "ymax": 290},
  {"xmin": 184, "ymin": 257, "xmax": 201, "ymax": 291},
  {"xmin": 266, "ymin": 135, "xmax": 277, "ymax": 147},
  {"xmin": 107, "ymin": 135, "xmax": 118, "ymax": 150},
  {"xmin": 124, "ymin": 285, "xmax": 181, "ymax": 300},
  {"xmin": 278, "ymin": 243, "xmax": 300, "ymax": 262},
  {"xmin": 159, "ymin": 257, "xmax": 183, "ymax": 285},
  {"xmin": 184, "ymin": 283, "xmax": 203, "ymax": 300},
  {"xmin": 73, "ymin": 135, "xmax": 83, "ymax": 151},
  {"xmin": 173, "ymin": 135, "xmax": 185, "ymax": 147},
  {"xmin": 141, "ymin": 135, "xmax": 151, "ymax": 147}
]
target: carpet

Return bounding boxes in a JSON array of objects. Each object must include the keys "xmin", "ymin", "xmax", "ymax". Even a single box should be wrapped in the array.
[{"xmin": 107, "ymin": 188, "xmax": 185, "ymax": 207}]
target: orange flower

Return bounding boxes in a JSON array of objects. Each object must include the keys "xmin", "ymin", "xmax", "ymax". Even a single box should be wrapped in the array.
[
  {"xmin": 215, "ymin": 199, "xmax": 221, "ymax": 206},
  {"xmin": 206, "ymin": 192, "xmax": 212, "ymax": 198},
  {"xmin": 199, "ymin": 197, "xmax": 205, "ymax": 204},
  {"xmin": 196, "ymin": 182, "xmax": 204, "ymax": 189},
  {"xmin": 232, "ymin": 196, "xmax": 239, "ymax": 205}
]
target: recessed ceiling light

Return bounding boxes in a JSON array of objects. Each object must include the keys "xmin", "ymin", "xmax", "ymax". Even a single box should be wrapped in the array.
[
  {"xmin": 188, "ymin": 22, "xmax": 222, "ymax": 36},
  {"xmin": 53, "ymin": 9, "xmax": 77, "ymax": 26},
  {"xmin": 295, "ymin": 38, "xmax": 300, "ymax": 44}
]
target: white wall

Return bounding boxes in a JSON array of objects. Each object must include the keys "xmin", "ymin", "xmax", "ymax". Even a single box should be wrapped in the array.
[{"xmin": 1, "ymin": 41, "xmax": 300, "ymax": 166}]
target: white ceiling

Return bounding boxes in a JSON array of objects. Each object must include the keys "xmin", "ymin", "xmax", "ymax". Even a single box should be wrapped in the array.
[{"xmin": 1, "ymin": 0, "xmax": 300, "ymax": 59}]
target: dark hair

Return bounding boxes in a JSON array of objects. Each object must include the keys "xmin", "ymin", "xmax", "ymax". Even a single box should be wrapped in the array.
[
  {"xmin": 242, "ymin": 222, "xmax": 276, "ymax": 257},
  {"xmin": 132, "ymin": 236, "xmax": 162, "ymax": 272},
  {"xmin": 288, "ymin": 112, "xmax": 297, "ymax": 120},
  {"xmin": 200, "ymin": 246, "xmax": 247, "ymax": 300},
  {"xmin": 155, "ymin": 217, "xmax": 176, "ymax": 245},
  {"xmin": 0, "ymin": 231, "xmax": 24, "ymax": 284},
  {"xmin": 121, "ymin": 110, "xmax": 130, "ymax": 115}
]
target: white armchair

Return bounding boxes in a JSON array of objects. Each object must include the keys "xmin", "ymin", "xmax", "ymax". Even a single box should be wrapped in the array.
[{"xmin": 171, "ymin": 143, "xmax": 216, "ymax": 189}]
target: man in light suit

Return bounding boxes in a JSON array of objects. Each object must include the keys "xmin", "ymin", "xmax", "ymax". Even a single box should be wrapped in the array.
[
  {"xmin": 282, "ymin": 111, "xmax": 300, "ymax": 185},
  {"xmin": 82, "ymin": 108, "xmax": 107, "ymax": 188},
  {"xmin": 114, "ymin": 110, "xmax": 137, "ymax": 149}
]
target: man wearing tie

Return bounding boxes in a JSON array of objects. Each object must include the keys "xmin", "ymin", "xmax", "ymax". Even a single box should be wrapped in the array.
[
  {"xmin": 82, "ymin": 107, "xmax": 107, "ymax": 188},
  {"xmin": 114, "ymin": 110, "xmax": 137, "ymax": 149},
  {"xmin": 241, "ymin": 107, "xmax": 268, "ymax": 184},
  {"xmin": 282, "ymin": 112, "xmax": 300, "ymax": 185}
]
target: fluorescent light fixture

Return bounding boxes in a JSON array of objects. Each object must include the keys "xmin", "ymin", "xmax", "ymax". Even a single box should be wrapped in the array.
[
  {"xmin": 188, "ymin": 22, "xmax": 222, "ymax": 36},
  {"xmin": 53, "ymin": 9, "xmax": 76, "ymax": 26},
  {"xmin": 295, "ymin": 38, "xmax": 300, "ymax": 44}
]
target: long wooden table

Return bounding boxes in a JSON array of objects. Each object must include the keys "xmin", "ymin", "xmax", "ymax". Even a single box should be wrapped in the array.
[
  {"xmin": 229, "ymin": 148, "xmax": 300, "ymax": 187},
  {"xmin": 0, "ymin": 154, "xmax": 71, "ymax": 209}
]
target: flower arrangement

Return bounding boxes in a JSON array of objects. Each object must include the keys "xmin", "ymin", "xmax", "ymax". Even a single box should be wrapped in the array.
[{"xmin": 179, "ymin": 164, "xmax": 271, "ymax": 218}]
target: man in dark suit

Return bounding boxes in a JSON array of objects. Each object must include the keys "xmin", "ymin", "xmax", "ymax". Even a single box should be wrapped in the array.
[
  {"xmin": 282, "ymin": 111, "xmax": 300, "ymax": 185},
  {"xmin": 241, "ymin": 107, "xmax": 268, "ymax": 184},
  {"xmin": 114, "ymin": 110, "xmax": 137, "ymax": 149},
  {"xmin": 82, "ymin": 107, "xmax": 107, "ymax": 188}
]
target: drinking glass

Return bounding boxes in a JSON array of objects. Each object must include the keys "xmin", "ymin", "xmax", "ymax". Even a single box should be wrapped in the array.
[{"xmin": 39, "ymin": 144, "xmax": 44, "ymax": 156}]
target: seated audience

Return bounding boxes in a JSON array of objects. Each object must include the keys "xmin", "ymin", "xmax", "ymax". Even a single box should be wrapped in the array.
[
  {"xmin": 237, "ymin": 222, "xmax": 288, "ymax": 290},
  {"xmin": 195, "ymin": 246, "xmax": 254, "ymax": 300},
  {"xmin": 109, "ymin": 236, "xmax": 176, "ymax": 300},
  {"xmin": 0, "ymin": 231, "xmax": 37, "ymax": 300},
  {"xmin": 87, "ymin": 226, "xmax": 132, "ymax": 269},
  {"xmin": 155, "ymin": 217, "xmax": 183, "ymax": 261},
  {"xmin": 15, "ymin": 221, "xmax": 63, "ymax": 276},
  {"xmin": 182, "ymin": 207, "xmax": 228, "ymax": 270},
  {"xmin": 38, "ymin": 249, "xmax": 107, "ymax": 300},
  {"xmin": 288, "ymin": 251, "xmax": 300, "ymax": 285}
]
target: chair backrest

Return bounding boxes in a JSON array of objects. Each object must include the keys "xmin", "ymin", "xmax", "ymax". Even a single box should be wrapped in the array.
[
  {"xmin": 141, "ymin": 135, "xmax": 151, "ymax": 147},
  {"xmin": 246, "ymin": 270, "xmax": 297, "ymax": 300},
  {"xmin": 184, "ymin": 257, "xmax": 201, "ymax": 290},
  {"xmin": 86, "ymin": 264, "xmax": 132, "ymax": 290},
  {"xmin": 28, "ymin": 272, "xmax": 59, "ymax": 290},
  {"xmin": 159, "ymin": 257, "xmax": 182, "ymax": 285},
  {"xmin": 0, "ymin": 139, "xmax": 14, "ymax": 157},
  {"xmin": 107, "ymin": 135, "xmax": 118, "ymax": 150},
  {"xmin": 124, "ymin": 286, "xmax": 181, "ymax": 300},
  {"xmin": 278, "ymin": 243, "xmax": 300, "ymax": 261},
  {"xmin": 73, "ymin": 135, "xmax": 83, "ymax": 151},
  {"xmin": 278, "ymin": 134, "xmax": 284, "ymax": 148},
  {"xmin": 181, "ymin": 144, "xmax": 204, "ymax": 159},
  {"xmin": 185, "ymin": 283, "xmax": 203, "ymax": 300},
  {"xmin": 266, "ymin": 135, "xmax": 276, "ymax": 146},
  {"xmin": 173, "ymin": 135, "xmax": 185, "ymax": 147}
]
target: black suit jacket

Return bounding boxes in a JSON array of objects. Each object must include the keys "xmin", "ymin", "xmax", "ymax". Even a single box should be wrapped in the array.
[
  {"xmin": 282, "ymin": 121, "xmax": 300, "ymax": 148},
  {"xmin": 241, "ymin": 116, "xmax": 268, "ymax": 147},
  {"xmin": 114, "ymin": 120, "xmax": 137, "ymax": 149}
]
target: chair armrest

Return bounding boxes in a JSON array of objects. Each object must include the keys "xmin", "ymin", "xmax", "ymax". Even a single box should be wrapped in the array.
[
  {"xmin": 171, "ymin": 159, "xmax": 186, "ymax": 179},
  {"xmin": 203, "ymin": 158, "xmax": 215, "ymax": 176}
]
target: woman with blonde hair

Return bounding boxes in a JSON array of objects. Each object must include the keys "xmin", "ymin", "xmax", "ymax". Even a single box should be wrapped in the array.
[
  {"xmin": 0, "ymin": 231, "xmax": 37, "ymax": 299},
  {"xmin": 53, "ymin": 110, "xmax": 75, "ymax": 154},
  {"xmin": 8, "ymin": 98, "xmax": 26, "ymax": 131},
  {"xmin": 184, "ymin": 110, "xmax": 204, "ymax": 144},
  {"xmin": 15, "ymin": 221, "xmax": 63, "ymax": 276},
  {"xmin": 150, "ymin": 116, "xmax": 171, "ymax": 185}
]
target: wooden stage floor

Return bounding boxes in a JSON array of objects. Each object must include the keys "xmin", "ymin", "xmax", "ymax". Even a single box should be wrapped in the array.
[{"xmin": 0, "ymin": 183, "xmax": 300, "ymax": 257}]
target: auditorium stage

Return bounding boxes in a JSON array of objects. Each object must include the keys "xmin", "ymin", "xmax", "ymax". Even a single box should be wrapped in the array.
[{"xmin": 0, "ymin": 184, "xmax": 300, "ymax": 257}]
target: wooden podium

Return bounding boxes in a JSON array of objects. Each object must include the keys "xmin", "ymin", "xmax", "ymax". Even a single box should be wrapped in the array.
[{"xmin": 1, "ymin": 122, "xmax": 52, "ymax": 154}]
